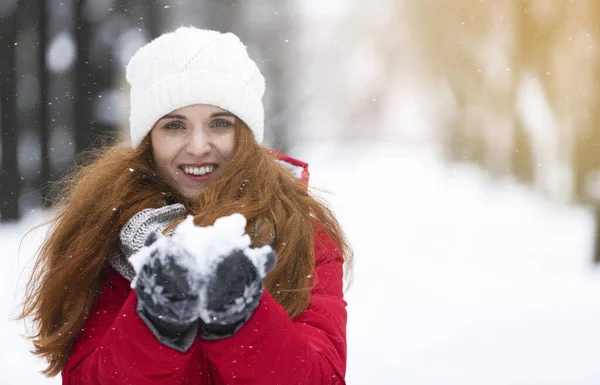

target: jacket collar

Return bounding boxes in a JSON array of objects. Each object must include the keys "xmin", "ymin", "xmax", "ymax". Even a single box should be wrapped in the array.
[{"xmin": 266, "ymin": 149, "xmax": 310, "ymax": 186}]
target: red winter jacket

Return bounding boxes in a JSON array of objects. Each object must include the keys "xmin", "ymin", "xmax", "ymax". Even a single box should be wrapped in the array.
[{"xmin": 61, "ymin": 155, "xmax": 347, "ymax": 385}]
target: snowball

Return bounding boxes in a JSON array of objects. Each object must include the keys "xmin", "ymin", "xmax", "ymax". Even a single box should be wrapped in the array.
[
  {"xmin": 172, "ymin": 214, "xmax": 252, "ymax": 275},
  {"xmin": 129, "ymin": 213, "xmax": 272, "ymax": 287}
]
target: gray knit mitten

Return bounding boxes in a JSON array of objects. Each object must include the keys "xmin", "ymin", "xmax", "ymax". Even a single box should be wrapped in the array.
[
  {"xmin": 199, "ymin": 247, "xmax": 276, "ymax": 340},
  {"xmin": 119, "ymin": 203, "xmax": 197, "ymax": 352},
  {"xmin": 134, "ymin": 232, "xmax": 202, "ymax": 352}
]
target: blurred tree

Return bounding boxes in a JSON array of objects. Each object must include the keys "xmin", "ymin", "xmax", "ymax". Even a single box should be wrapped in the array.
[
  {"xmin": 38, "ymin": 0, "xmax": 51, "ymax": 206},
  {"xmin": 571, "ymin": 1, "xmax": 600, "ymax": 261},
  {"xmin": 74, "ymin": 0, "xmax": 120, "ymax": 153},
  {"xmin": 0, "ymin": 0, "xmax": 19, "ymax": 221},
  {"xmin": 240, "ymin": 0, "xmax": 297, "ymax": 152}
]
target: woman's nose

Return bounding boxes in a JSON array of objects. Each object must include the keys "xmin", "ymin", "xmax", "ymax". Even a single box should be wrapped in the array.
[{"xmin": 185, "ymin": 128, "xmax": 212, "ymax": 156}]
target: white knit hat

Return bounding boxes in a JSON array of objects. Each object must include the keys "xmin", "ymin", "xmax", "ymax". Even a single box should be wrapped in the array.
[{"xmin": 125, "ymin": 27, "xmax": 266, "ymax": 148}]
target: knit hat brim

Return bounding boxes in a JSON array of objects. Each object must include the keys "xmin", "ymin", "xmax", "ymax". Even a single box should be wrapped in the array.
[{"xmin": 130, "ymin": 70, "xmax": 264, "ymax": 147}]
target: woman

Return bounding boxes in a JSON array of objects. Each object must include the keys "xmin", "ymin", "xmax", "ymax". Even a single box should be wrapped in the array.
[{"xmin": 20, "ymin": 27, "xmax": 351, "ymax": 384}]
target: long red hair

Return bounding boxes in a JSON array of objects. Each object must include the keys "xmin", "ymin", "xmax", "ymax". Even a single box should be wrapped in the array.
[{"xmin": 19, "ymin": 121, "xmax": 352, "ymax": 376}]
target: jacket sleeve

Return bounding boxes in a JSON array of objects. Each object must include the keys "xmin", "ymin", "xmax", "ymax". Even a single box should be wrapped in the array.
[
  {"xmin": 199, "ymin": 230, "xmax": 348, "ymax": 385},
  {"xmin": 61, "ymin": 268, "xmax": 202, "ymax": 385}
]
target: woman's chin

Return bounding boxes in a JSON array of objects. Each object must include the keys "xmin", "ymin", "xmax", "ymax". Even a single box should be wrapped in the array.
[{"xmin": 179, "ymin": 187, "xmax": 203, "ymax": 202}]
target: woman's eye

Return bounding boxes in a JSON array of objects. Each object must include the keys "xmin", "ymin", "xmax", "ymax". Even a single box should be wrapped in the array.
[
  {"xmin": 164, "ymin": 121, "xmax": 184, "ymax": 130},
  {"xmin": 212, "ymin": 120, "xmax": 233, "ymax": 128}
]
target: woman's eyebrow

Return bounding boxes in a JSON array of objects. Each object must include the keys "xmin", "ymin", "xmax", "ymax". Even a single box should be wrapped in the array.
[
  {"xmin": 158, "ymin": 112, "xmax": 235, "ymax": 121},
  {"xmin": 210, "ymin": 112, "xmax": 236, "ymax": 119},
  {"xmin": 158, "ymin": 114, "xmax": 187, "ymax": 121}
]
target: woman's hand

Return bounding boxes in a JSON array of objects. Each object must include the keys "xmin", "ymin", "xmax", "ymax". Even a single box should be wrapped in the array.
[
  {"xmin": 199, "ymin": 247, "xmax": 276, "ymax": 339},
  {"xmin": 133, "ymin": 231, "xmax": 202, "ymax": 352},
  {"xmin": 119, "ymin": 203, "xmax": 196, "ymax": 352},
  {"xmin": 129, "ymin": 213, "xmax": 277, "ymax": 347}
]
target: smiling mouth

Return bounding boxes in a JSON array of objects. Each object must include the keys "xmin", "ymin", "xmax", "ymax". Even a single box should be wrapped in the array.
[{"xmin": 180, "ymin": 164, "xmax": 217, "ymax": 177}]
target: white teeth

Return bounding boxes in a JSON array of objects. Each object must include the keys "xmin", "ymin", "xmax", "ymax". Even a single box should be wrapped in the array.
[{"xmin": 183, "ymin": 165, "xmax": 216, "ymax": 176}]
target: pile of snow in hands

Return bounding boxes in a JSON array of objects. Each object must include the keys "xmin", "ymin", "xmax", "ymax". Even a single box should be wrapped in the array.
[
  {"xmin": 129, "ymin": 213, "xmax": 273, "ymax": 280},
  {"xmin": 129, "ymin": 213, "xmax": 273, "ymax": 312}
]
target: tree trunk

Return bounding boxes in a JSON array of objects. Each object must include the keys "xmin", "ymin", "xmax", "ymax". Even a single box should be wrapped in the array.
[
  {"xmin": 38, "ymin": 0, "xmax": 51, "ymax": 206},
  {"xmin": 74, "ymin": 1, "xmax": 116, "ymax": 154},
  {"xmin": 0, "ymin": 3, "xmax": 20, "ymax": 221},
  {"xmin": 74, "ymin": 0, "xmax": 93, "ymax": 154}
]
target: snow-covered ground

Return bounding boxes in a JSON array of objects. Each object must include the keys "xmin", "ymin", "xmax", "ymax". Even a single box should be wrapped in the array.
[{"xmin": 3, "ymin": 142, "xmax": 600, "ymax": 385}]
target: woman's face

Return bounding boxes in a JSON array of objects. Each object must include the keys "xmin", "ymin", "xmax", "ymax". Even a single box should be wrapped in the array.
[{"xmin": 150, "ymin": 104, "xmax": 236, "ymax": 201}]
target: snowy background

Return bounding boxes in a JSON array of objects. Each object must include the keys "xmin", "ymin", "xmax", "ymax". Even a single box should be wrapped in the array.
[
  {"xmin": 3, "ymin": 141, "xmax": 600, "ymax": 385},
  {"xmin": 3, "ymin": 1, "xmax": 600, "ymax": 384}
]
